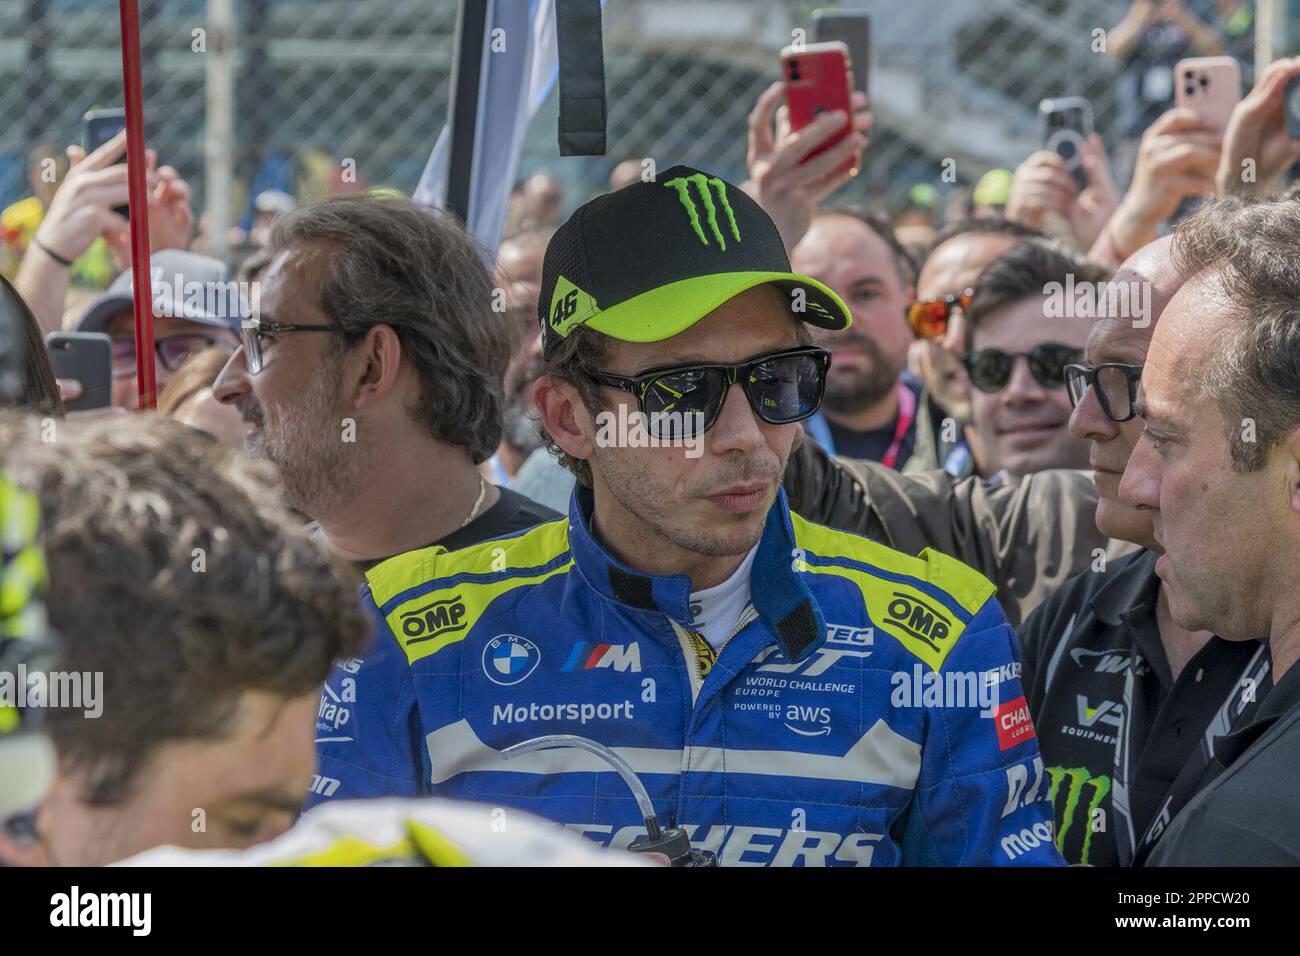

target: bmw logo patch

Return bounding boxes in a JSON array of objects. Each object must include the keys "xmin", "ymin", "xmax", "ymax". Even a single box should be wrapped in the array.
[{"xmin": 482, "ymin": 634, "xmax": 541, "ymax": 686}]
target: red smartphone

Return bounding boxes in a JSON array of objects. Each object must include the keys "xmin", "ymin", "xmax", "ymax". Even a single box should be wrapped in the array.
[{"xmin": 781, "ymin": 41, "xmax": 855, "ymax": 178}]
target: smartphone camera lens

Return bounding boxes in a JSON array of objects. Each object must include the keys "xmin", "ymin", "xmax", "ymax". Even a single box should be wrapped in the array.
[
  {"xmin": 1199, "ymin": 75, "xmax": 1209, "ymax": 88},
  {"xmin": 1185, "ymin": 86, "xmax": 1196, "ymax": 96}
]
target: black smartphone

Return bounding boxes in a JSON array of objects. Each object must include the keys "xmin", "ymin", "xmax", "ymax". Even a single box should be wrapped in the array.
[
  {"xmin": 1040, "ymin": 97, "xmax": 1094, "ymax": 190},
  {"xmin": 813, "ymin": 9, "xmax": 869, "ymax": 96},
  {"xmin": 83, "ymin": 108, "xmax": 129, "ymax": 220},
  {"xmin": 46, "ymin": 331, "xmax": 113, "ymax": 411}
]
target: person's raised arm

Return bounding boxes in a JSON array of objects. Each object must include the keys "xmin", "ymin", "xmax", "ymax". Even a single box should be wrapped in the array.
[
  {"xmin": 746, "ymin": 79, "xmax": 871, "ymax": 253},
  {"xmin": 1216, "ymin": 56, "xmax": 1300, "ymax": 198},
  {"xmin": 14, "ymin": 132, "xmax": 193, "ymax": 336},
  {"xmin": 1106, "ymin": 0, "xmax": 1159, "ymax": 62},
  {"xmin": 1089, "ymin": 108, "xmax": 1220, "ymax": 266},
  {"xmin": 1007, "ymin": 135, "xmax": 1119, "ymax": 252}
]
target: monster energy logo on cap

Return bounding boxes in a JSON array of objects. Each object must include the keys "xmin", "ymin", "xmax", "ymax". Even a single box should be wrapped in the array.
[{"xmin": 663, "ymin": 174, "xmax": 741, "ymax": 251}]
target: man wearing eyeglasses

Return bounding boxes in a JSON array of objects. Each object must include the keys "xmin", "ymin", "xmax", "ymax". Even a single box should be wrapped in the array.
[
  {"xmin": 74, "ymin": 249, "xmax": 240, "ymax": 408},
  {"xmin": 962, "ymin": 240, "xmax": 1099, "ymax": 482},
  {"xmin": 211, "ymin": 196, "xmax": 556, "ymax": 567},
  {"xmin": 1016, "ymin": 233, "xmax": 1267, "ymax": 866},
  {"xmin": 312, "ymin": 166, "xmax": 1062, "ymax": 867}
]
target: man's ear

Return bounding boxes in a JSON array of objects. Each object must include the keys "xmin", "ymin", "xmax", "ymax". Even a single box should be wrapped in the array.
[
  {"xmin": 350, "ymin": 324, "xmax": 403, "ymax": 411},
  {"xmin": 534, "ymin": 375, "xmax": 596, "ymax": 464},
  {"xmin": 1283, "ymin": 424, "xmax": 1300, "ymax": 516}
]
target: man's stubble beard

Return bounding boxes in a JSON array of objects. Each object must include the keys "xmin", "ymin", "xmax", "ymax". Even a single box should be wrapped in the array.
[
  {"xmin": 590, "ymin": 444, "xmax": 781, "ymax": 560},
  {"xmin": 822, "ymin": 338, "xmax": 901, "ymax": 417},
  {"xmin": 247, "ymin": 362, "xmax": 367, "ymax": 517}
]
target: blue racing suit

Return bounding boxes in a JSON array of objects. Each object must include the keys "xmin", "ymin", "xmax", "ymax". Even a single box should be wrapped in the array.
[{"xmin": 311, "ymin": 486, "xmax": 1062, "ymax": 866}]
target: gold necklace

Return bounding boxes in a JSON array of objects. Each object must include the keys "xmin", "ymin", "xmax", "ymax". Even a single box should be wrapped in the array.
[{"xmin": 460, "ymin": 476, "xmax": 488, "ymax": 529}]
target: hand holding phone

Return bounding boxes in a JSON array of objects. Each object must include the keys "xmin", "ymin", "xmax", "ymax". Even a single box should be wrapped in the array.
[
  {"xmin": 83, "ymin": 109, "xmax": 130, "ymax": 220},
  {"xmin": 781, "ymin": 41, "xmax": 857, "ymax": 178},
  {"xmin": 1040, "ymin": 97, "xmax": 1094, "ymax": 190},
  {"xmin": 46, "ymin": 332, "xmax": 113, "ymax": 412}
]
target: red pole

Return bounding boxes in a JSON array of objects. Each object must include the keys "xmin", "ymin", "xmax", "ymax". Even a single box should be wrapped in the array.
[{"xmin": 118, "ymin": 0, "xmax": 156, "ymax": 409}]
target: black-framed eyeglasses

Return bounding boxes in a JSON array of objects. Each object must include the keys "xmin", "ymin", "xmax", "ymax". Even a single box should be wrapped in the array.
[
  {"xmin": 111, "ymin": 333, "xmax": 220, "ymax": 379},
  {"xmin": 962, "ymin": 343, "xmax": 1081, "ymax": 394},
  {"xmin": 586, "ymin": 345, "xmax": 831, "ymax": 439},
  {"xmin": 1064, "ymin": 362, "xmax": 1143, "ymax": 423},
  {"xmin": 240, "ymin": 319, "xmax": 343, "ymax": 374}
]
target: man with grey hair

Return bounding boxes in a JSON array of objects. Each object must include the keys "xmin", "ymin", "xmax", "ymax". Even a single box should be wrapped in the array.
[
  {"xmin": 1116, "ymin": 196, "xmax": 1300, "ymax": 865},
  {"xmin": 212, "ymin": 195, "xmax": 555, "ymax": 567}
]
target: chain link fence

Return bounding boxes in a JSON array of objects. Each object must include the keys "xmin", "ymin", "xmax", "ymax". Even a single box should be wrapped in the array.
[{"xmin": 0, "ymin": 0, "xmax": 1256, "ymax": 284}]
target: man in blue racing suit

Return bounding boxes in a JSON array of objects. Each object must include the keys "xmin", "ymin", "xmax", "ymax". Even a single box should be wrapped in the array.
[{"xmin": 312, "ymin": 166, "xmax": 1062, "ymax": 866}]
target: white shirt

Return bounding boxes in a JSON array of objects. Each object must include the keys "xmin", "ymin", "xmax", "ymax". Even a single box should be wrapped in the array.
[{"xmin": 688, "ymin": 545, "xmax": 757, "ymax": 651}]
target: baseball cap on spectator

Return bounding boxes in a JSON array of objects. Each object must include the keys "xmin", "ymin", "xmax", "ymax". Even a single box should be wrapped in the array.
[
  {"xmin": 76, "ymin": 249, "xmax": 243, "ymax": 336},
  {"xmin": 972, "ymin": 169, "xmax": 1013, "ymax": 210}
]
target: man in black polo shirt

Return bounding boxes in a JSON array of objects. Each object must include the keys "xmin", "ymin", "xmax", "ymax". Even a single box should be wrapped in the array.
[
  {"xmin": 1125, "ymin": 198, "xmax": 1300, "ymax": 866},
  {"xmin": 1018, "ymin": 231, "xmax": 1267, "ymax": 866}
]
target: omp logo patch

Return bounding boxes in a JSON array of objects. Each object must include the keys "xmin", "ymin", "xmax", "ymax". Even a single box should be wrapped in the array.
[
  {"xmin": 548, "ymin": 275, "xmax": 599, "ymax": 338},
  {"xmin": 398, "ymin": 594, "xmax": 467, "ymax": 645},
  {"xmin": 875, "ymin": 588, "xmax": 960, "ymax": 670}
]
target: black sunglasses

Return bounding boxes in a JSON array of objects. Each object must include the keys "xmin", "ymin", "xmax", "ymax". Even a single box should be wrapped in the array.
[
  {"xmin": 240, "ymin": 319, "xmax": 343, "ymax": 374},
  {"xmin": 962, "ymin": 343, "xmax": 1081, "ymax": 394},
  {"xmin": 111, "ymin": 333, "xmax": 222, "ymax": 379},
  {"xmin": 1064, "ymin": 362, "xmax": 1143, "ymax": 423},
  {"xmin": 586, "ymin": 345, "xmax": 831, "ymax": 439}
]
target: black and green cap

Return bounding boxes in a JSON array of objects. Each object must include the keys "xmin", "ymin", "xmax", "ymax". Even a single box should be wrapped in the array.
[{"xmin": 538, "ymin": 164, "xmax": 851, "ymax": 358}]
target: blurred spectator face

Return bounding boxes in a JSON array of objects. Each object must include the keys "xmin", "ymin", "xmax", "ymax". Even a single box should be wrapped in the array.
[
  {"xmin": 104, "ymin": 310, "xmax": 237, "ymax": 408},
  {"xmin": 914, "ymin": 232, "xmax": 1020, "ymax": 421},
  {"xmin": 792, "ymin": 214, "xmax": 912, "ymax": 417},
  {"xmin": 521, "ymin": 172, "xmax": 563, "ymax": 226},
  {"xmin": 495, "ymin": 233, "xmax": 548, "ymax": 314},
  {"xmin": 967, "ymin": 294, "xmax": 1091, "ymax": 478},
  {"xmin": 0, "ymin": 416, "xmax": 364, "ymax": 866},
  {"xmin": 37, "ymin": 690, "xmax": 318, "ymax": 865},
  {"xmin": 172, "ymin": 386, "xmax": 250, "ymax": 445},
  {"xmin": 212, "ymin": 247, "xmax": 362, "ymax": 513},
  {"xmin": 495, "ymin": 232, "xmax": 549, "ymax": 456}
]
